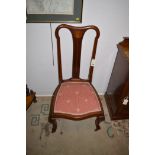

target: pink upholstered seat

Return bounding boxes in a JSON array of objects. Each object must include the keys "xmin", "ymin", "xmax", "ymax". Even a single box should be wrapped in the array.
[{"xmin": 54, "ymin": 81, "xmax": 101, "ymax": 115}]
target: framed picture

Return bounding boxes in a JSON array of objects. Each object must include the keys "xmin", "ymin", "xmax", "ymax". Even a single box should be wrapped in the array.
[{"xmin": 26, "ymin": 0, "xmax": 83, "ymax": 23}]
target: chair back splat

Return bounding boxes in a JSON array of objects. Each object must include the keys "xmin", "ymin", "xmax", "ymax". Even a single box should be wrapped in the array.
[{"xmin": 55, "ymin": 24, "xmax": 100, "ymax": 83}]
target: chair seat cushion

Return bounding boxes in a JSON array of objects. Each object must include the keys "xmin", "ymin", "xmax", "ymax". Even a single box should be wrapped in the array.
[{"xmin": 54, "ymin": 81, "xmax": 102, "ymax": 115}]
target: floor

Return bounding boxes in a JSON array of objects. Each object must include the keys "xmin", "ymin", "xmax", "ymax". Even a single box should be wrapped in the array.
[{"xmin": 26, "ymin": 96, "xmax": 129, "ymax": 155}]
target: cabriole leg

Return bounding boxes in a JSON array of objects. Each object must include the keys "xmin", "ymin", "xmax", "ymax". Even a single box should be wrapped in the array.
[
  {"xmin": 95, "ymin": 116, "xmax": 105, "ymax": 131},
  {"xmin": 48, "ymin": 117, "xmax": 57, "ymax": 133}
]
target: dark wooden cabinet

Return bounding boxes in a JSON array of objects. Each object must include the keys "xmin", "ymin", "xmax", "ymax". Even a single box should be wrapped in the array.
[
  {"xmin": 26, "ymin": 85, "xmax": 37, "ymax": 110},
  {"xmin": 105, "ymin": 37, "xmax": 129, "ymax": 120}
]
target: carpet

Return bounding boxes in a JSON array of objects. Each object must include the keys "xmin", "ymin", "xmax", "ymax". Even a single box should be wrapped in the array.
[{"xmin": 26, "ymin": 96, "xmax": 129, "ymax": 155}]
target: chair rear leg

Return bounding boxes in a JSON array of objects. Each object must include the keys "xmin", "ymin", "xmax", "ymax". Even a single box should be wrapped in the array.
[
  {"xmin": 95, "ymin": 116, "xmax": 105, "ymax": 131},
  {"xmin": 48, "ymin": 117, "xmax": 57, "ymax": 133}
]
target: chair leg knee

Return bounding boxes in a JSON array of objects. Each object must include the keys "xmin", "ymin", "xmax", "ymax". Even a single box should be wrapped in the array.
[{"xmin": 95, "ymin": 116, "xmax": 105, "ymax": 131}]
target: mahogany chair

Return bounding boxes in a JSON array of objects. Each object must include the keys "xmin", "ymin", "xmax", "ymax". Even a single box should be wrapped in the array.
[{"xmin": 48, "ymin": 24, "xmax": 105, "ymax": 133}]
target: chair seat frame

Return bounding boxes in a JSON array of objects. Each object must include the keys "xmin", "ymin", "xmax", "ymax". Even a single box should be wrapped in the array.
[{"xmin": 48, "ymin": 24, "xmax": 105, "ymax": 133}]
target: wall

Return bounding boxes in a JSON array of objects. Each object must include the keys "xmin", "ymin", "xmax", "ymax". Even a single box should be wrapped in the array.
[{"xmin": 26, "ymin": 0, "xmax": 129, "ymax": 96}]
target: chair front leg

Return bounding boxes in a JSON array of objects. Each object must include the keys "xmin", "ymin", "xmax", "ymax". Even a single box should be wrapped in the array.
[
  {"xmin": 48, "ymin": 117, "xmax": 57, "ymax": 133},
  {"xmin": 95, "ymin": 116, "xmax": 105, "ymax": 131}
]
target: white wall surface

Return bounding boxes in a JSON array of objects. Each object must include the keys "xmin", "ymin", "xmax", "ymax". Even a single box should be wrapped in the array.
[{"xmin": 26, "ymin": 0, "xmax": 129, "ymax": 96}]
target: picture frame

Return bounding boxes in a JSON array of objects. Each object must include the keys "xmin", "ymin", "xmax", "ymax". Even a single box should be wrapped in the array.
[{"xmin": 26, "ymin": 0, "xmax": 83, "ymax": 23}]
